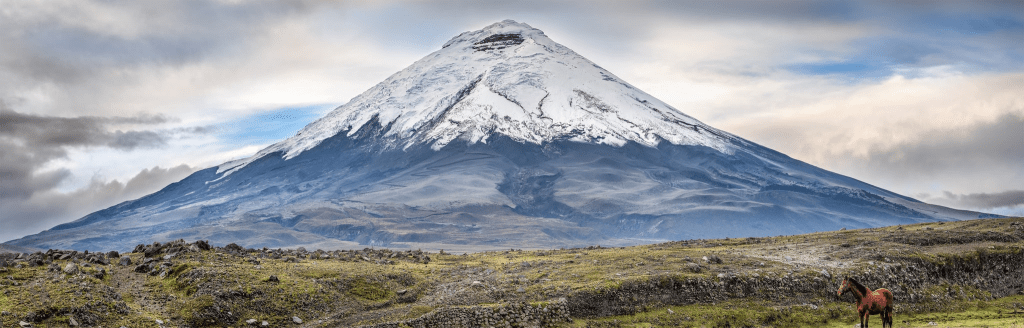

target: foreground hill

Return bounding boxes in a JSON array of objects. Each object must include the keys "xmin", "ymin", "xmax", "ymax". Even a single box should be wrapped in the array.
[{"xmin": 1, "ymin": 217, "xmax": 1021, "ymax": 327}]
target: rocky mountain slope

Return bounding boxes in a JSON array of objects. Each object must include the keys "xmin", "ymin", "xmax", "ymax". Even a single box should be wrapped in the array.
[
  {"xmin": 4, "ymin": 20, "xmax": 992, "ymax": 252},
  {"xmin": 1, "ymin": 217, "xmax": 1021, "ymax": 327}
]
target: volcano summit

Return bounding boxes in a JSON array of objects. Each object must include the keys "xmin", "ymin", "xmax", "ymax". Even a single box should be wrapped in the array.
[{"xmin": 7, "ymin": 20, "xmax": 990, "ymax": 252}]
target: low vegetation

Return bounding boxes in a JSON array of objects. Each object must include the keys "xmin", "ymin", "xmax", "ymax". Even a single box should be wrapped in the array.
[{"xmin": 1, "ymin": 217, "xmax": 1021, "ymax": 327}]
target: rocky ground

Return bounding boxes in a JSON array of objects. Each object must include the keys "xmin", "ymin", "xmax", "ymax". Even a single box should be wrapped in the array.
[{"xmin": 1, "ymin": 217, "xmax": 1022, "ymax": 328}]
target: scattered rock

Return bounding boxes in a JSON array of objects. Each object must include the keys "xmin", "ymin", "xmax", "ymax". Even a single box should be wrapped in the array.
[
  {"xmin": 133, "ymin": 264, "xmax": 152, "ymax": 273},
  {"xmin": 262, "ymin": 321, "xmax": 269, "ymax": 326},
  {"xmin": 225, "ymin": 243, "xmax": 245, "ymax": 254},
  {"xmin": 19, "ymin": 321, "xmax": 32, "ymax": 328},
  {"xmin": 119, "ymin": 256, "xmax": 132, "ymax": 266},
  {"xmin": 144, "ymin": 245, "xmax": 161, "ymax": 258},
  {"xmin": 667, "ymin": 308, "xmax": 674, "ymax": 314},
  {"xmin": 686, "ymin": 263, "xmax": 701, "ymax": 273},
  {"xmin": 195, "ymin": 240, "xmax": 211, "ymax": 250},
  {"xmin": 155, "ymin": 319, "xmax": 164, "ymax": 326},
  {"xmin": 292, "ymin": 316, "xmax": 303, "ymax": 324},
  {"xmin": 69, "ymin": 317, "xmax": 79, "ymax": 326},
  {"xmin": 63, "ymin": 263, "xmax": 79, "ymax": 275},
  {"xmin": 246, "ymin": 319, "xmax": 258, "ymax": 325},
  {"xmin": 94, "ymin": 267, "xmax": 106, "ymax": 279},
  {"xmin": 267, "ymin": 275, "xmax": 280, "ymax": 283}
]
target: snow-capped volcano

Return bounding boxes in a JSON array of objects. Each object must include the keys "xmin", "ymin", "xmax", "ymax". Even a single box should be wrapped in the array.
[
  {"xmin": 6, "ymin": 20, "xmax": 993, "ymax": 252},
  {"xmin": 222, "ymin": 20, "xmax": 731, "ymax": 175}
]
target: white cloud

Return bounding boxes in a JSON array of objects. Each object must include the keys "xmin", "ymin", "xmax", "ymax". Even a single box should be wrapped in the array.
[{"xmin": 0, "ymin": 164, "xmax": 196, "ymax": 243}]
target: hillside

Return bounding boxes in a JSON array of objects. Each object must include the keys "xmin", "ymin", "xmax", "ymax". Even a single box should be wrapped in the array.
[{"xmin": 2, "ymin": 217, "xmax": 1022, "ymax": 327}]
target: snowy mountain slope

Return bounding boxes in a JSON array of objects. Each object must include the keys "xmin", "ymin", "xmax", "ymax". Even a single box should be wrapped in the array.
[
  {"xmin": 5, "ymin": 20, "xmax": 993, "ymax": 252},
  {"xmin": 221, "ymin": 20, "xmax": 734, "ymax": 176}
]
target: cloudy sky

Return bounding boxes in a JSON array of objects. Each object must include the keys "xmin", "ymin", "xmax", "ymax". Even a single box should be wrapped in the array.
[{"xmin": 2, "ymin": 1, "xmax": 1022, "ymax": 242}]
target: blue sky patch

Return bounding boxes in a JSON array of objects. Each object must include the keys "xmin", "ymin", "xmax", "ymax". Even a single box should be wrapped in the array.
[
  {"xmin": 785, "ymin": 59, "xmax": 893, "ymax": 81},
  {"xmin": 217, "ymin": 104, "xmax": 336, "ymax": 149}
]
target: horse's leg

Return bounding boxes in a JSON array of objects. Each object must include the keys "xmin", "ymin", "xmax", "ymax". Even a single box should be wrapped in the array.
[{"xmin": 886, "ymin": 306, "xmax": 893, "ymax": 328}]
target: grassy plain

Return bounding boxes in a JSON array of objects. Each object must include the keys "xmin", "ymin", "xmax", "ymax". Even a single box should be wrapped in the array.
[{"xmin": 0, "ymin": 217, "xmax": 1021, "ymax": 327}]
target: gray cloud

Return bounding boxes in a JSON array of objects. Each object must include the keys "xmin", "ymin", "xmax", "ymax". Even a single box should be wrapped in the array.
[
  {"xmin": 0, "ymin": 164, "xmax": 196, "ymax": 243},
  {"xmin": 1, "ymin": 1, "xmax": 316, "ymax": 84},
  {"xmin": 0, "ymin": 107, "xmax": 172, "ymax": 149},
  {"xmin": 0, "ymin": 104, "xmax": 208, "ymax": 200},
  {"xmin": 937, "ymin": 190, "xmax": 1024, "ymax": 210},
  {"xmin": 858, "ymin": 112, "xmax": 1024, "ymax": 175}
]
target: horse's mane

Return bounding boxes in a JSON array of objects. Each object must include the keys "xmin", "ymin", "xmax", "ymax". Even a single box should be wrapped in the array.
[{"xmin": 847, "ymin": 277, "xmax": 868, "ymax": 296}]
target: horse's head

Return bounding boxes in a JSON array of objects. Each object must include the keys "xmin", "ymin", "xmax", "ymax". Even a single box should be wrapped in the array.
[{"xmin": 838, "ymin": 278, "xmax": 849, "ymax": 296}]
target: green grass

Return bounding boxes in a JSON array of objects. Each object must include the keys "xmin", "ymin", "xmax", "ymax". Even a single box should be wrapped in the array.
[
  {"xmin": 348, "ymin": 278, "xmax": 394, "ymax": 301},
  {"xmin": 0, "ymin": 292, "xmax": 9, "ymax": 311}
]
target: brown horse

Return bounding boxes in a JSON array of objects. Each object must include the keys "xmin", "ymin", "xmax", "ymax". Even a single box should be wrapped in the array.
[{"xmin": 838, "ymin": 277, "xmax": 893, "ymax": 328}]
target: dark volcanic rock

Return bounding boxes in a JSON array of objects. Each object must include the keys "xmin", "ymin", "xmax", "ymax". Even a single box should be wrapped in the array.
[{"xmin": 133, "ymin": 264, "xmax": 152, "ymax": 274}]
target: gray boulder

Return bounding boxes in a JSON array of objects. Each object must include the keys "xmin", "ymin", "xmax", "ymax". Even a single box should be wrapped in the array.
[
  {"xmin": 133, "ymin": 264, "xmax": 152, "ymax": 273},
  {"xmin": 63, "ymin": 263, "xmax": 79, "ymax": 275}
]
